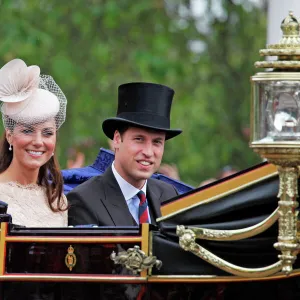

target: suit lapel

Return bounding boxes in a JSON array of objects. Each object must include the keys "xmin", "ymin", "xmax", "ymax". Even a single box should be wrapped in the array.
[
  {"xmin": 147, "ymin": 179, "xmax": 162, "ymax": 224},
  {"xmin": 100, "ymin": 167, "xmax": 136, "ymax": 226}
]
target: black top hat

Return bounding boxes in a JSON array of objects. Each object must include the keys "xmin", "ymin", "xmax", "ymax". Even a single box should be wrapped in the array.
[{"xmin": 102, "ymin": 82, "xmax": 182, "ymax": 140}]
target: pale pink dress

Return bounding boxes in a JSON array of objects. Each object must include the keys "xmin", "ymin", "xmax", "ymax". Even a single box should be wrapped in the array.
[{"xmin": 0, "ymin": 182, "xmax": 67, "ymax": 227}]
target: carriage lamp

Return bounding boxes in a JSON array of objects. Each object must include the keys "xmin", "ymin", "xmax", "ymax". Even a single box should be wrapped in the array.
[{"xmin": 250, "ymin": 11, "xmax": 300, "ymax": 274}]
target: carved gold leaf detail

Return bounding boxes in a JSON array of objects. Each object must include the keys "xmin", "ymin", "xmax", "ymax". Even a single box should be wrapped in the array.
[{"xmin": 110, "ymin": 245, "xmax": 162, "ymax": 275}]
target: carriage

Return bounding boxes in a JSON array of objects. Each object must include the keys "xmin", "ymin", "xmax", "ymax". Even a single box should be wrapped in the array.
[{"xmin": 0, "ymin": 148, "xmax": 300, "ymax": 299}]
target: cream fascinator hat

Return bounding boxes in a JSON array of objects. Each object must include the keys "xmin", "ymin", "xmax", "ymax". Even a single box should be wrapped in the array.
[{"xmin": 0, "ymin": 59, "xmax": 67, "ymax": 131}]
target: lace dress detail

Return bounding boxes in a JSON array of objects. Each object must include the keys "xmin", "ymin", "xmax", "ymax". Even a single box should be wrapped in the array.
[{"xmin": 0, "ymin": 182, "xmax": 67, "ymax": 227}]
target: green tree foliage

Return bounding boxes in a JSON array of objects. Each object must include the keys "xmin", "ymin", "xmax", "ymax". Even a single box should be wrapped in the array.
[{"xmin": 0, "ymin": 0, "xmax": 267, "ymax": 186}]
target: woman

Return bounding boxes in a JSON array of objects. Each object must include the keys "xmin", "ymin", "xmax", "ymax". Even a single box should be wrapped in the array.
[{"xmin": 0, "ymin": 58, "xmax": 68, "ymax": 227}]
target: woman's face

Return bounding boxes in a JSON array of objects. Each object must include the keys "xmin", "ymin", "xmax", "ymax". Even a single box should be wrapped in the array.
[{"xmin": 6, "ymin": 120, "xmax": 57, "ymax": 170}]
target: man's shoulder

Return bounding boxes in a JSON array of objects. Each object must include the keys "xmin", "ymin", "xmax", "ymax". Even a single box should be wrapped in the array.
[
  {"xmin": 148, "ymin": 177, "xmax": 178, "ymax": 205},
  {"xmin": 148, "ymin": 177, "xmax": 176, "ymax": 192},
  {"xmin": 67, "ymin": 175, "xmax": 104, "ymax": 196}
]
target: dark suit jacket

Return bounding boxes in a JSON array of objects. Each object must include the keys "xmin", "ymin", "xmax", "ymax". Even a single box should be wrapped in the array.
[{"xmin": 67, "ymin": 167, "xmax": 179, "ymax": 226}]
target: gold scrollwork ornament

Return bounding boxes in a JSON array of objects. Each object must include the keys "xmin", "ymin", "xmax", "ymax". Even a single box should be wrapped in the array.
[
  {"xmin": 110, "ymin": 245, "xmax": 162, "ymax": 275},
  {"xmin": 65, "ymin": 245, "xmax": 77, "ymax": 271}
]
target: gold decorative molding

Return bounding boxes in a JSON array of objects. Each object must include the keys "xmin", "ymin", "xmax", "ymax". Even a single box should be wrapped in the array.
[
  {"xmin": 4, "ymin": 236, "xmax": 141, "ymax": 243},
  {"xmin": 0, "ymin": 222, "xmax": 7, "ymax": 275},
  {"xmin": 110, "ymin": 245, "xmax": 162, "ymax": 275},
  {"xmin": 255, "ymin": 61, "xmax": 300, "ymax": 69},
  {"xmin": 188, "ymin": 207, "xmax": 278, "ymax": 241},
  {"xmin": 148, "ymin": 269, "xmax": 300, "ymax": 282},
  {"xmin": 251, "ymin": 72, "xmax": 300, "ymax": 81},
  {"xmin": 252, "ymin": 147, "xmax": 300, "ymax": 166},
  {"xmin": 140, "ymin": 223, "xmax": 150, "ymax": 277},
  {"xmin": 277, "ymin": 166, "xmax": 298, "ymax": 198},
  {"xmin": 260, "ymin": 49, "xmax": 300, "ymax": 56},
  {"xmin": 0, "ymin": 274, "xmax": 147, "ymax": 282},
  {"xmin": 176, "ymin": 226, "xmax": 283, "ymax": 278},
  {"xmin": 273, "ymin": 166, "xmax": 300, "ymax": 274}
]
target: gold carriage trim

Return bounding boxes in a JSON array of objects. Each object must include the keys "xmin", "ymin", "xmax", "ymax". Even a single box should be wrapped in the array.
[
  {"xmin": 176, "ymin": 226, "xmax": 283, "ymax": 278},
  {"xmin": 110, "ymin": 245, "xmax": 162, "ymax": 275},
  {"xmin": 65, "ymin": 245, "xmax": 77, "ymax": 271}
]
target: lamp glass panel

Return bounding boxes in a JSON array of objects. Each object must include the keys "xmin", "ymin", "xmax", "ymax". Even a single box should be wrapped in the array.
[{"xmin": 252, "ymin": 81, "xmax": 300, "ymax": 144}]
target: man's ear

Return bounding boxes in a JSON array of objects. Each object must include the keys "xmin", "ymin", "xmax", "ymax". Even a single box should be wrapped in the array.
[{"xmin": 113, "ymin": 130, "xmax": 121, "ymax": 150}]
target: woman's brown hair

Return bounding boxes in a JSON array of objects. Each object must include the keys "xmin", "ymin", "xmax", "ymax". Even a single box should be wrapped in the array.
[{"xmin": 0, "ymin": 133, "xmax": 66, "ymax": 212}]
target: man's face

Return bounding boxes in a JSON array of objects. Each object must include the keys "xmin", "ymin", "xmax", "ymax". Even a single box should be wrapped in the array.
[{"xmin": 113, "ymin": 126, "xmax": 166, "ymax": 189}]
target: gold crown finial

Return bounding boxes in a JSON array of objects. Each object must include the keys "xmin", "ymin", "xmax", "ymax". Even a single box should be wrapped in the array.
[
  {"xmin": 280, "ymin": 10, "xmax": 300, "ymax": 36},
  {"xmin": 255, "ymin": 11, "xmax": 300, "ymax": 69}
]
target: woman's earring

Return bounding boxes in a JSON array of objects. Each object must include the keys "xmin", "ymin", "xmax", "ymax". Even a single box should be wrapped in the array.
[
  {"xmin": 9, "ymin": 144, "xmax": 12, "ymax": 151},
  {"xmin": 52, "ymin": 152, "xmax": 54, "ymax": 156}
]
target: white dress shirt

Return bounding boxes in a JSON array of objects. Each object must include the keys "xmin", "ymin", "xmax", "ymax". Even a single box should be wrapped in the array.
[{"xmin": 111, "ymin": 162, "xmax": 151, "ymax": 224}]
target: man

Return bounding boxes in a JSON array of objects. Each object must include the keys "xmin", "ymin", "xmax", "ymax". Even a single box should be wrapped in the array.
[{"xmin": 67, "ymin": 82, "xmax": 182, "ymax": 226}]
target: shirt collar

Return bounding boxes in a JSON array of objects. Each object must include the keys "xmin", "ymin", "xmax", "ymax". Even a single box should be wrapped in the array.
[{"xmin": 112, "ymin": 161, "xmax": 147, "ymax": 201}]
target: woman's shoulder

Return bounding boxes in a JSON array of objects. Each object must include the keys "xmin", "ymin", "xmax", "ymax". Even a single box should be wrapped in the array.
[{"xmin": 0, "ymin": 182, "xmax": 15, "ymax": 201}]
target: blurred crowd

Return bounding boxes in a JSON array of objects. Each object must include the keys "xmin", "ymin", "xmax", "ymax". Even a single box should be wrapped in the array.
[{"xmin": 198, "ymin": 165, "xmax": 239, "ymax": 187}]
